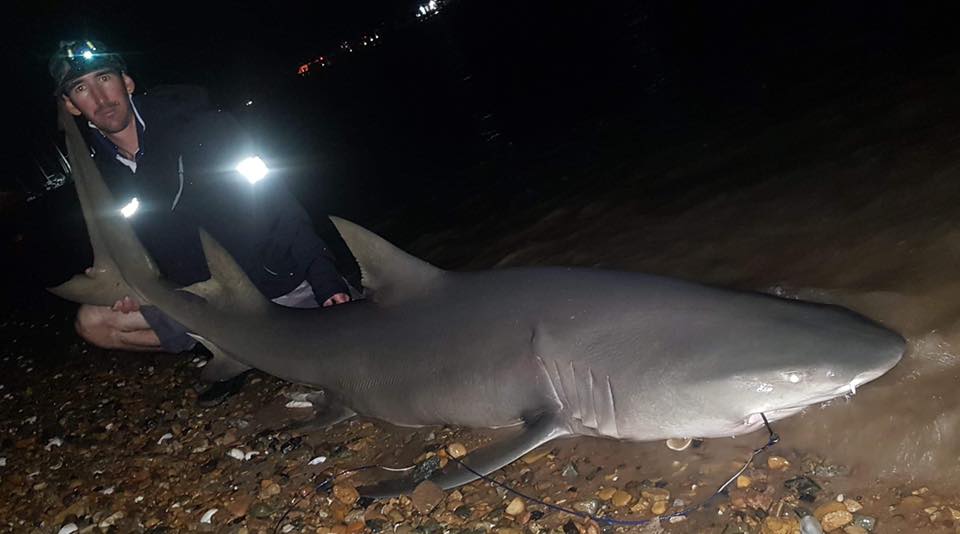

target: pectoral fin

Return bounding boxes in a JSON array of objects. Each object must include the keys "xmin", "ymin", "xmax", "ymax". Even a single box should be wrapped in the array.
[
  {"xmin": 188, "ymin": 334, "xmax": 252, "ymax": 382},
  {"xmin": 358, "ymin": 411, "xmax": 569, "ymax": 498}
]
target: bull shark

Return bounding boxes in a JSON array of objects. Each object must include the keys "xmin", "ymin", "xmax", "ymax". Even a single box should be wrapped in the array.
[{"xmin": 50, "ymin": 102, "xmax": 905, "ymax": 496}]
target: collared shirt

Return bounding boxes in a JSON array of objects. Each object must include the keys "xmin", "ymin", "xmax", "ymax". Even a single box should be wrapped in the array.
[{"xmin": 88, "ymin": 96, "xmax": 147, "ymax": 173}]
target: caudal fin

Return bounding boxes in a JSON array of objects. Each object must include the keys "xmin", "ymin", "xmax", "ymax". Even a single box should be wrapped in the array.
[{"xmin": 47, "ymin": 100, "xmax": 159, "ymax": 306}]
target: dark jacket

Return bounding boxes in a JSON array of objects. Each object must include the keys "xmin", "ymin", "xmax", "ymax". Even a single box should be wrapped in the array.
[{"xmin": 86, "ymin": 85, "xmax": 346, "ymax": 302}]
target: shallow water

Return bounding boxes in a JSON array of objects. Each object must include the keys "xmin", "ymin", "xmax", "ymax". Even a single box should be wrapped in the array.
[{"xmin": 405, "ymin": 59, "xmax": 960, "ymax": 495}]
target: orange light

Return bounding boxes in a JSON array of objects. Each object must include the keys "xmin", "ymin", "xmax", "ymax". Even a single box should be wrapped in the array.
[{"xmin": 298, "ymin": 64, "xmax": 309, "ymax": 75}]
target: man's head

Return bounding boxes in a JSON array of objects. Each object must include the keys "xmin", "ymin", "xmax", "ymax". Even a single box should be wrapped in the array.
[{"xmin": 49, "ymin": 39, "xmax": 136, "ymax": 134}]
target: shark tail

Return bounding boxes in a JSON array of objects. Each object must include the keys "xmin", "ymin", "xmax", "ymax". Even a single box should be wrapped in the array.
[{"xmin": 47, "ymin": 100, "xmax": 159, "ymax": 306}]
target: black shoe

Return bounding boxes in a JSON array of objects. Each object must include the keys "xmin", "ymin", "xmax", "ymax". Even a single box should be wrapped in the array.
[{"xmin": 196, "ymin": 371, "xmax": 250, "ymax": 408}]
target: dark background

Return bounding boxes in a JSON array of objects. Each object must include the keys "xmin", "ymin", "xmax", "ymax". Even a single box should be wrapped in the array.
[{"xmin": 4, "ymin": 1, "xmax": 960, "ymax": 296}]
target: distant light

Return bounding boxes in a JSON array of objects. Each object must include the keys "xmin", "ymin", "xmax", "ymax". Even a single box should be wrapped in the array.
[
  {"xmin": 236, "ymin": 156, "xmax": 268, "ymax": 184},
  {"xmin": 82, "ymin": 50, "xmax": 94, "ymax": 60},
  {"xmin": 245, "ymin": 100, "xmax": 254, "ymax": 106},
  {"xmin": 120, "ymin": 197, "xmax": 140, "ymax": 218}
]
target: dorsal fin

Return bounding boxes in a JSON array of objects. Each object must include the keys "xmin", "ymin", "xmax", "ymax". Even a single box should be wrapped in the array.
[
  {"xmin": 329, "ymin": 216, "xmax": 444, "ymax": 304},
  {"xmin": 181, "ymin": 229, "xmax": 270, "ymax": 312}
]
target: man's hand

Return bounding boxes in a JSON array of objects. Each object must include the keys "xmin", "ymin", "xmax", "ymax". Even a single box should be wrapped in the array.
[
  {"xmin": 111, "ymin": 295, "xmax": 141, "ymax": 314},
  {"xmin": 322, "ymin": 292, "xmax": 351, "ymax": 307}
]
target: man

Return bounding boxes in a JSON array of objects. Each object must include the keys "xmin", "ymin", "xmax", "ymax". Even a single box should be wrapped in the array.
[{"xmin": 49, "ymin": 39, "xmax": 352, "ymax": 405}]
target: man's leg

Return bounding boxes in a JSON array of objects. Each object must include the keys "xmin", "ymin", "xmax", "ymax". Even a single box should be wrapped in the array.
[{"xmin": 75, "ymin": 304, "xmax": 164, "ymax": 351}]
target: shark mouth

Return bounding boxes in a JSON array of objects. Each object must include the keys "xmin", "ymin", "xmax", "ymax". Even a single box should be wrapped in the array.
[{"xmin": 739, "ymin": 371, "xmax": 883, "ymax": 435}]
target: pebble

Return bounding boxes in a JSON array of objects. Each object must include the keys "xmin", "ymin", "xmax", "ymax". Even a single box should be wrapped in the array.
[
  {"xmin": 411, "ymin": 480, "xmax": 445, "ymax": 515},
  {"xmin": 844, "ymin": 499, "xmax": 863, "ymax": 513},
  {"xmin": 157, "ymin": 432, "xmax": 173, "ymax": 445},
  {"xmin": 249, "ymin": 502, "xmax": 274, "ymax": 519},
  {"xmin": 505, "ymin": 497, "xmax": 525, "ymax": 516},
  {"xmin": 98, "ymin": 511, "xmax": 124, "ymax": 529},
  {"xmin": 651, "ymin": 500, "xmax": 669, "ymax": 515},
  {"xmin": 285, "ymin": 400, "xmax": 313, "ymax": 408},
  {"xmin": 851, "ymin": 515, "xmax": 876, "ymax": 531},
  {"xmin": 842, "ymin": 526, "xmax": 868, "ymax": 534},
  {"xmin": 447, "ymin": 442, "xmax": 468, "ymax": 459},
  {"xmin": 333, "ymin": 483, "xmax": 360, "ymax": 506},
  {"xmin": 597, "ymin": 487, "xmax": 617, "ymax": 501},
  {"xmin": 800, "ymin": 515, "xmax": 825, "ymax": 534},
  {"xmin": 0, "ymin": 457, "xmax": 5, "ymax": 466},
  {"xmin": 815, "ymin": 501, "xmax": 847, "ymax": 520},
  {"xmin": 762, "ymin": 517, "xmax": 799, "ymax": 534},
  {"xmin": 641, "ymin": 488, "xmax": 671, "ymax": 502},
  {"xmin": 226, "ymin": 448, "xmax": 245, "ymax": 460},
  {"xmin": 200, "ymin": 508, "xmax": 218, "ymax": 524},
  {"xmin": 57, "ymin": 524, "xmax": 79, "ymax": 534},
  {"xmin": 736, "ymin": 475, "xmax": 752, "ymax": 489},
  {"xmin": 611, "ymin": 490, "xmax": 633, "ymax": 507},
  {"xmin": 821, "ymin": 511, "xmax": 853, "ymax": 531},
  {"xmin": 767, "ymin": 456, "xmax": 790, "ymax": 470},
  {"xmin": 259, "ymin": 479, "xmax": 282, "ymax": 499},
  {"xmin": 665, "ymin": 437, "xmax": 692, "ymax": 451},
  {"xmin": 308, "ymin": 455, "xmax": 327, "ymax": 465},
  {"xmin": 561, "ymin": 464, "xmax": 578, "ymax": 479},
  {"xmin": 571, "ymin": 499, "xmax": 599, "ymax": 515}
]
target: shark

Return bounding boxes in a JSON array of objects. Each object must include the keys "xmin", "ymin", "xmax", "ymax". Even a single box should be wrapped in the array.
[{"xmin": 49, "ymin": 101, "xmax": 906, "ymax": 496}]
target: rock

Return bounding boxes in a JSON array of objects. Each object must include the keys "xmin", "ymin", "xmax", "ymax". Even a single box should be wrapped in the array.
[
  {"xmin": 843, "ymin": 500, "xmax": 863, "ymax": 513},
  {"xmin": 842, "ymin": 526, "xmax": 867, "ymax": 534},
  {"xmin": 814, "ymin": 501, "xmax": 847, "ymax": 521},
  {"xmin": 199, "ymin": 508, "xmax": 218, "ymax": 524},
  {"xmin": 820, "ymin": 510, "xmax": 853, "ymax": 532},
  {"xmin": 767, "ymin": 456, "xmax": 790, "ymax": 470},
  {"xmin": 851, "ymin": 515, "xmax": 876, "ymax": 531},
  {"xmin": 611, "ymin": 490, "xmax": 633, "ymax": 507},
  {"xmin": 761, "ymin": 516, "xmax": 799, "ymax": 534},
  {"xmin": 225, "ymin": 495, "xmax": 253, "ymax": 519},
  {"xmin": 260, "ymin": 479, "xmax": 282, "ymax": 499},
  {"xmin": 736, "ymin": 475, "xmax": 752, "ymax": 489},
  {"xmin": 571, "ymin": 499, "xmax": 599, "ymax": 515},
  {"xmin": 561, "ymin": 464, "xmax": 578, "ymax": 480},
  {"xmin": 98, "ymin": 511, "xmax": 124, "ymax": 529},
  {"xmin": 651, "ymin": 500, "xmax": 669, "ymax": 515},
  {"xmin": 505, "ymin": 497, "xmax": 525, "ymax": 516},
  {"xmin": 597, "ymin": 487, "xmax": 616, "ymax": 501},
  {"xmin": 249, "ymin": 502, "xmax": 274, "ymax": 519},
  {"xmin": 641, "ymin": 488, "xmax": 670, "ymax": 502},
  {"xmin": 57, "ymin": 524, "xmax": 79, "ymax": 534},
  {"xmin": 411, "ymin": 480, "xmax": 445, "ymax": 515},
  {"xmin": 447, "ymin": 443, "xmax": 468, "ymax": 459},
  {"xmin": 785, "ymin": 476, "xmax": 821, "ymax": 501},
  {"xmin": 332, "ymin": 484, "xmax": 359, "ymax": 506},
  {"xmin": 521, "ymin": 449, "xmax": 550, "ymax": 464},
  {"xmin": 800, "ymin": 515, "xmax": 825, "ymax": 534}
]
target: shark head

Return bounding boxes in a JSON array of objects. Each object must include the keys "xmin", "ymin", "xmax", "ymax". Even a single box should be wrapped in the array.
[{"xmin": 683, "ymin": 304, "xmax": 906, "ymax": 438}]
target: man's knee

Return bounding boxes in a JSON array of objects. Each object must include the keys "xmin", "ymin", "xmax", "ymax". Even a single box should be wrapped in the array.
[{"xmin": 75, "ymin": 305, "xmax": 118, "ymax": 349}]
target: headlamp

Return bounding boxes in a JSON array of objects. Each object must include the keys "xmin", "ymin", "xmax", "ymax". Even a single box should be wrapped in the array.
[
  {"xmin": 120, "ymin": 197, "xmax": 140, "ymax": 218},
  {"xmin": 49, "ymin": 39, "xmax": 127, "ymax": 94},
  {"xmin": 236, "ymin": 156, "xmax": 269, "ymax": 184}
]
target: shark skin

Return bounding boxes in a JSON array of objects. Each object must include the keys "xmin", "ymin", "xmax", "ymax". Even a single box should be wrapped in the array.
[{"xmin": 50, "ymin": 101, "xmax": 906, "ymax": 496}]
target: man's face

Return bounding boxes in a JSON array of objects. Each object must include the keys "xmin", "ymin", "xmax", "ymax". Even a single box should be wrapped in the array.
[{"xmin": 62, "ymin": 70, "xmax": 136, "ymax": 134}]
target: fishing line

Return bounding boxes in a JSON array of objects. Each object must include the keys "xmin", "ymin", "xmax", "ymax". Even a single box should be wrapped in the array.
[{"xmin": 316, "ymin": 413, "xmax": 781, "ymax": 527}]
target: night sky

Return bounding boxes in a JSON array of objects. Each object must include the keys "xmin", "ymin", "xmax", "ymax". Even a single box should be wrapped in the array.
[{"xmin": 5, "ymin": 1, "xmax": 960, "ymax": 289}]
